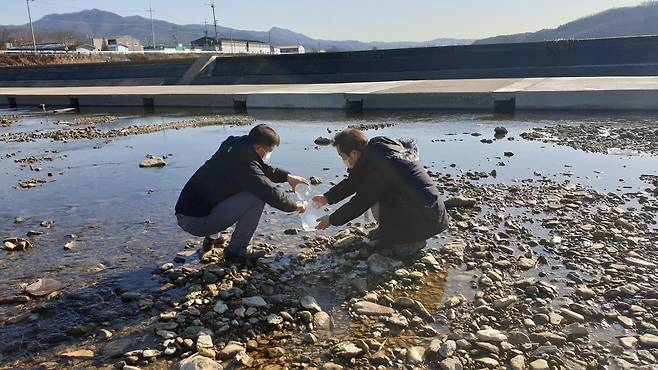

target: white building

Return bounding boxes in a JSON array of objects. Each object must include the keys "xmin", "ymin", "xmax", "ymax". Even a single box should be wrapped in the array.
[
  {"xmin": 277, "ymin": 45, "xmax": 306, "ymax": 54},
  {"xmin": 191, "ymin": 36, "xmax": 274, "ymax": 54},
  {"xmin": 91, "ymin": 35, "xmax": 143, "ymax": 52}
]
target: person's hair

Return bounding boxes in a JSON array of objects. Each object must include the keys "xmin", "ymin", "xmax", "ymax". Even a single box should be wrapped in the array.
[
  {"xmin": 333, "ymin": 129, "xmax": 368, "ymax": 154},
  {"xmin": 248, "ymin": 124, "xmax": 280, "ymax": 147}
]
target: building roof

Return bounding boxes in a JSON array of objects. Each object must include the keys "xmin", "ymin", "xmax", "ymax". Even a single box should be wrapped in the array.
[{"xmin": 191, "ymin": 36, "xmax": 269, "ymax": 45}]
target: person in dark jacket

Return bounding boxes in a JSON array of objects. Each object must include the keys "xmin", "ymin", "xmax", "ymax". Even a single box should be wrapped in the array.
[
  {"xmin": 314, "ymin": 129, "xmax": 449, "ymax": 257},
  {"xmin": 175, "ymin": 124, "xmax": 307, "ymax": 262}
]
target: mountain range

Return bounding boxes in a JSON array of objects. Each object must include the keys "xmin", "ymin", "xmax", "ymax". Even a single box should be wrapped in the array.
[
  {"xmin": 475, "ymin": 1, "xmax": 658, "ymax": 44},
  {"xmin": 3, "ymin": 2, "xmax": 658, "ymax": 52},
  {"xmin": 1, "ymin": 9, "xmax": 471, "ymax": 51}
]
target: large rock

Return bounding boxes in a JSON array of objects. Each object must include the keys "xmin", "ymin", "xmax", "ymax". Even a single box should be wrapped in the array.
[
  {"xmin": 139, "ymin": 155, "xmax": 166, "ymax": 168},
  {"xmin": 173, "ymin": 354, "xmax": 223, "ymax": 370},
  {"xmin": 352, "ymin": 301, "xmax": 395, "ymax": 316}
]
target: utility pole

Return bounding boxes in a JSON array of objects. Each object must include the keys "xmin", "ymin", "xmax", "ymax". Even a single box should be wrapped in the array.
[
  {"xmin": 204, "ymin": 20, "xmax": 209, "ymax": 48},
  {"xmin": 205, "ymin": 2, "xmax": 219, "ymax": 51},
  {"xmin": 147, "ymin": 4, "xmax": 156, "ymax": 50},
  {"xmin": 25, "ymin": 0, "xmax": 36, "ymax": 52}
]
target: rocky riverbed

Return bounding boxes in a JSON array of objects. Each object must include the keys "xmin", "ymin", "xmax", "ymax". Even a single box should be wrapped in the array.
[
  {"xmin": 1, "ymin": 110, "xmax": 657, "ymax": 370},
  {"xmin": 521, "ymin": 124, "xmax": 658, "ymax": 156},
  {"xmin": 0, "ymin": 115, "xmax": 254, "ymax": 143}
]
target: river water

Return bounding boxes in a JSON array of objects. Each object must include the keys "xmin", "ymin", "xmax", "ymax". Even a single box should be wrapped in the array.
[{"xmin": 1, "ymin": 108, "xmax": 657, "ymax": 367}]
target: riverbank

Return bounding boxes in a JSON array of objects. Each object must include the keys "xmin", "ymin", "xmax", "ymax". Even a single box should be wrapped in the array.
[{"xmin": 0, "ymin": 109, "xmax": 657, "ymax": 369}]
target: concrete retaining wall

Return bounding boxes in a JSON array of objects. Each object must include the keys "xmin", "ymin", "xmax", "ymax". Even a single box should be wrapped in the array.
[
  {"xmin": 0, "ymin": 59, "xmax": 195, "ymax": 87},
  {"xmin": 196, "ymin": 36, "xmax": 658, "ymax": 85}
]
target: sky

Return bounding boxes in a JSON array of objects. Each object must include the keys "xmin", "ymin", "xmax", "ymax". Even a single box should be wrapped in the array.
[{"xmin": 1, "ymin": 0, "xmax": 649, "ymax": 41}]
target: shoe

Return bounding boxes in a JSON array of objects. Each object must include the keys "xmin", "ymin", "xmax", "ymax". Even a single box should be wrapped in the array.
[
  {"xmin": 224, "ymin": 246, "xmax": 267, "ymax": 263},
  {"xmin": 366, "ymin": 227, "xmax": 381, "ymax": 241},
  {"xmin": 392, "ymin": 240, "xmax": 427, "ymax": 258},
  {"xmin": 203, "ymin": 236, "xmax": 225, "ymax": 251}
]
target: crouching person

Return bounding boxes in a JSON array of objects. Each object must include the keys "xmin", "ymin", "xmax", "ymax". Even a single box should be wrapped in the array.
[
  {"xmin": 175, "ymin": 124, "xmax": 306, "ymax": 263},
  {"xmin": 314, "ymin": 129, "xmax": 449, "ymax": 258}
]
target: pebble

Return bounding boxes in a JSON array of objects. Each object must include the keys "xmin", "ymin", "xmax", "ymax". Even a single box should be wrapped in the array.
[
  {"xmin": 242, "ymin": 296, "xmax": 267, "ymax": 308},
  {"xmin": 476, "ymin": 329, "xmax": 508, "ymax": 342},
  {"xmin": 60, "ymin": 349, "xmax": 94, "ymax": 359},
  {"xmin": 352, "ymin": 301, "xmax": 395, "ymax": 316}
]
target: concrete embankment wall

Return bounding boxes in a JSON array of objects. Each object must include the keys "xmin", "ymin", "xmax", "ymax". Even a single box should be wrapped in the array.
[
  {"xmin": 0, "ymin": 59, "xmax": 196, "ymax": 87},
  {"xmin": 2, "ymin": 36, "xmax": 658, "ymax": 88},
  {"xmin": 196, "ymin": 35, "xmax": 658, "ymax": 85}
]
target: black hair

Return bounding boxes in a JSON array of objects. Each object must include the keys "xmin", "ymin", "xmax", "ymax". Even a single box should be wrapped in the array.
[
  {"xmin": 248, "ymin": 124, "xmax": 280, "ymax": 147},
  {"xmin": 333, "ymin": 129, "xmax": 368, "ymax": 154}
]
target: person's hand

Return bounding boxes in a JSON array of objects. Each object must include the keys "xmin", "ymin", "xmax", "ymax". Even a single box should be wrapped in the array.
[
  {"xmin": 287, "ymin": 174, "xmax": 309, "ymax": 190},
  {"xmin": 296, "ymin": 202, "xmax": 305, "ymax": 213},
  {"xmin": 312, "ymin": 195, "xmax": 328, "ymax": 207},
  {"xmin": 315, "ymin": 215, "xmax": 331, "ymax": 230}
]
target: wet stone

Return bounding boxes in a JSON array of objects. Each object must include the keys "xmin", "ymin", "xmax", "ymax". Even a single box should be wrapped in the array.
[
  {"xmin": 139, "ymin": 155, "xmax": 166, "ymax": 168},
  {"xmin": 352, "ymin": 300, "xmax": 395, "ymax": 316},
  {"xmin": 300, "ymin": 295, "xmax": 322, "ymax": 313}
]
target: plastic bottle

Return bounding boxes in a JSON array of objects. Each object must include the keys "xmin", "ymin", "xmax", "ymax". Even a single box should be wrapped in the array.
[{"xmin": 295, "ymin": 184, "xmax": 325, "ymax": 231}]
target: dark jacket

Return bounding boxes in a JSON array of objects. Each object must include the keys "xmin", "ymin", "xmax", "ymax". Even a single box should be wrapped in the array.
[
  {"xmin": 175, "ymin": 135, "xmax": 297, "ymax": 217},
  {"xmin": 324, "ymin": 136, "xmax": 449, "ymax": 244}
]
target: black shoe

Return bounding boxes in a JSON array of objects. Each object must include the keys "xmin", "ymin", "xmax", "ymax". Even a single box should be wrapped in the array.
[
  {"xmin": 203, "ymin": 236, "xmax": 224, "ymax": 251},
  {"xmin": 366, "ymin": 227, "xmax": 381, "ymax": 241},
  {"xmin": 224, "ymin": 246, "xmax": 267, "ymax": 263}
]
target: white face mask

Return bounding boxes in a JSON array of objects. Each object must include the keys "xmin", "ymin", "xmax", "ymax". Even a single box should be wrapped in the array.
[
  {"xmin": 343, "ymin": 158, "xmax": 353, "ymax": 169},
  {"xmin": 263, "ymin": 151, "xmax": 272, "ymax": 162}
]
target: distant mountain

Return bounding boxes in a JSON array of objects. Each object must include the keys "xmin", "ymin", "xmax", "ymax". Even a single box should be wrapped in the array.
[
  {"xmin": 1, "ymin": 9, "xmax": 473, "ymax": 51},
  {"xmin": 475, "ymin": 1, "xmax": 658, "ymax": 44}
]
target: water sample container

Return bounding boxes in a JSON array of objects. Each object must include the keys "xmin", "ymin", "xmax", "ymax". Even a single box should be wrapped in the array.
[{"xmin": 295, "ymin": 183, "xmax": 325, "ymax": 231}]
